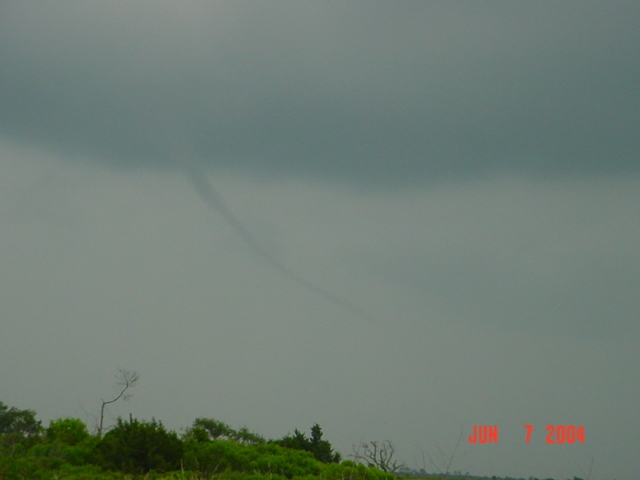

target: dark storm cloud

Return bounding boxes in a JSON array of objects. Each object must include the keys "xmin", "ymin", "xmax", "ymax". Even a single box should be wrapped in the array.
[{"xmin": 1, "ymin": 1, "xmax": 638, "ymax": 187}]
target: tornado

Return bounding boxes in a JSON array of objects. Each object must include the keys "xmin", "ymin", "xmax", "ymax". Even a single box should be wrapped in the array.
[{"xmin": 184, "ymin": 165, "xmax": 372, "ymax": 322}]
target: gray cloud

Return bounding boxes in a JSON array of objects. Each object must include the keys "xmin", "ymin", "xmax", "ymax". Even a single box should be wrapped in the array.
[{"xmin": 1, "ymin": 1, "xmax": 638, "ymax": 187}]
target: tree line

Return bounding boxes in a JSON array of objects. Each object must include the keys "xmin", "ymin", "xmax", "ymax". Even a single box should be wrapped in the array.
[{"xmin": 0, "ymin": 400, "xmax": 396, "ymax": 480}]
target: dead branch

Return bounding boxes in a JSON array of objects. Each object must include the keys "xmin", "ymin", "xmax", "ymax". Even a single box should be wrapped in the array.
[
  {"xmin": 97, "ymin": 368, "xmax": 139, "ymax": 437},
  {"xmin": 351, "ymin": 439, "xmax": 406, "ymax": 473}
]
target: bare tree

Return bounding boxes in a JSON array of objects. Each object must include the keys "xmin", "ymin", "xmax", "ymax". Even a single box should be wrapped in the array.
[
  {"xmin": 351, "ymin": 439, "xmax": 406, "ymax": 473},
  {"xmin": 97, "ymin": 368, "xmax": 139, "ymax": 437},
  {"xmin": 585, "ymin": 455, "xmax": 594, "ymax": 480},
  {"xmin": 574, "ymin": 455, "xmax": 595, "ymax": 480},
  {"xmin": 418, "ymin": 425, "xmax": 465, "ymax": 479}
]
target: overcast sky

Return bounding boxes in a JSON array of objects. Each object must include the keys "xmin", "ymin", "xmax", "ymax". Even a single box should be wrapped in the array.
[{"xmin": 1, "ymin": 2, "xmax": 639, "ymax": 479}]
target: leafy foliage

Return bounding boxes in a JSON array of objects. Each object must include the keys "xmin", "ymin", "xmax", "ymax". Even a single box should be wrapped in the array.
[
  {"xmin": 182, "ymin": 435, "xmax": 324, "ymax": 478},
  {"xmin": 0, "ymin": 401, "xmax": 399, "ymax": 480},
  {"xmin": 0, "ymin": 401, "xmax": 41, "ymax": 437},
  {"xmin": 98, "ymin": 416, "xmax": 184, "ymax": 474},
  {"xmin": 46, "ymin": 418, "xmax": 90, "ymax": 446},
  {"xmin": 188, "ymin": 418, "xmax": 265, "ymax": 445},
  {"xmin": 321, "ymin": 460, "xmax": 395, "ymax": 480},
  {"xmin": 273, "ymin": 424, "xmax": 341, "ymax": 463},
  {"xmin": 29, "ymin": 439, "xmax": 100, "ymax": 468}
]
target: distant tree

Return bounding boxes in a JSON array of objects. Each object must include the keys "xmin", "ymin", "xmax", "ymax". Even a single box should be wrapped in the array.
[
  {"xmin": 233, "ymin": 425, "xmax": 266, "ymax": 445},
  {"xmin": 0, "ymin": 401, "xmax": 41, "ymax": 437},
  {"xmin": 46, "ymin": 418, "xmax": 89, "ymax": 446},
  {"xmin": 27, "ymin": 418, "xmax": 99, "ymax": 467},
  {"xmin": 97, "ymin": 369, "xmax": 139, "ymax": 438},
  {"xmin": 98, "ymin": 415, "xmax": 183, "ymax": 474},
  {"xmin": 309, "ymin": 424, "xmax": 341, "ymax": 463},
  {"xmin": 418, "ymin": 425, "xmax": 465, "ymax": 479},
  {"xmin": 186, "ymin": 418, "xmax": 265, "ymax": 445},
  {"xmin": 275, "ymin": 427, "xmax": 308, "ymax": 454},
  {"xmin": 0, "ymin": 401, "xmax": 42, "ymax": 456},
  {"xmin": 274, "ymin": 423, "xmax": 341, "ymax": 463},
  {"xmin": 191, "ymin": 418, "xmax": 233, "ymax": 440},
  {"xmin": 351, "ymin": 439, "xmax": 405, "ymax": 473}
]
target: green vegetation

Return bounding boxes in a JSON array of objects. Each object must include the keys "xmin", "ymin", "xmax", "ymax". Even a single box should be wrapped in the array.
[
  {"xmin": 0, "ymin": 401, "xmax": 576, "ymax": 480},
  {"xmin": 0, "ymin": 401, "xmax": 393, "ymax": 480},
  {"xmin": 272, "ymin": 424, "xmax": 341, "ymax": 464}
]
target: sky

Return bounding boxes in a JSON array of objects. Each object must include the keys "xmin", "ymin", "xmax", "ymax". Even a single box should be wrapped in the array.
[{"xmin": 1, "ymin": 2, "xmax": 639, "ymax": 478}]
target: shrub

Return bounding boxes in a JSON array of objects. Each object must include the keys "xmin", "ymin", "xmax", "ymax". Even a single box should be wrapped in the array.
[
  {"xmin": 182, "ymin": 439, "xmax": 323, "ymax": 478},
  {"xmin": 0, "ymin": 402, "xmax": 41, "ymax": 438},
  {"xmin": 98, "ymin": 416, "xmax": 183, "ymax": 474},
  {"xmin": 320, "ymin": 461, "xmax": 396, "ymax": 480},
  {"xmin": 46, "ymin": 418, "xmax": 89, "ymax": 446},
  {"xmin": 273, "ymin": 424, "xmax": 341, "ymax": 464}
]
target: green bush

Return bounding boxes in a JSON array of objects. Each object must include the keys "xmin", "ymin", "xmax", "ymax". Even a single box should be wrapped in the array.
[
  {"xmin": 186, "ymin": 418, "xmax": 266, "ymax": 445},
  {"xmin": 273, "ymin": 424, "xmax": 341, "ymax": 464},
  {"xmin": 28, "ymin": 439, "xmax": 100, "ymax": 467},
  {"xmin": 97, "ymin": 416, "xmax": 184, "ymax": 474},
  {"xmin": 251, "ymin": 443, "xmax": 321, "ymax": 478},
  {"xmin": 46, "ymin": 418, "xmax": 90, "ymax": 446},
  {"xmin": 0, "ymin": 455, "xmax": 116, "ymax": 480},
  {"xmin": 0, "ymin": 405, "xmax": 400, "ymax": 480},
  {"xmin": 320, "ymin": 461, "xmax": 396, "ymax": 480},
  {"xmin": 0, "ymin": 402, "xmax": 41, "ymax": 438},
  {"xmin": 182, "ymin": 439, "xmax": 323, "ymax": 478}
]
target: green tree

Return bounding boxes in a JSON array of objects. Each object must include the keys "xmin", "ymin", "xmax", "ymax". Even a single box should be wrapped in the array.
[
  {"xmin": 25, "ymin": 418, "xmax": 100, "ymax": 467},
  {"xmin": 0, "ymin": 401, "xmax": 41, "ymax": 437},
  {"xmin": 233, "ymin": 425, "xmax": 266, "ymax": 445},
  {"xmin": 187, "ymin": 418, "xmax": 265, "ymax": 445},
  {"xmin": 46, "ymin": 418, "xmax": 89, "ymax": 446},
  {"xmin": 182, "ymin": 438, "xmax": 323, "ymax": 478},
  {"xmin": 97, "ymin": 416, "xmax": 183, "ymax": 474},
  {"xmin": 191, "ymin": 418, "xmax": 233, "ymax": 440},
  {"xmin": 274, "ymin": 424, "xmax": 341, "ymax": 463},
  {"xmin": 310, "ymin": 423, "xmax": 341, "ymax": 463}
]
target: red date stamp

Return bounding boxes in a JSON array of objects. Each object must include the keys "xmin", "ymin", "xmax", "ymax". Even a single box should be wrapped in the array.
[
  {"xmin": 524, "ymin": 425, "xmax": 585, "ymax": 444},
  {"xmin": 468, "ymin": 425, "xmax": 499, "ymax": 444},
  {"xmin": 468, "ymin": 425, "xmax": 585, "ymax": 444}
]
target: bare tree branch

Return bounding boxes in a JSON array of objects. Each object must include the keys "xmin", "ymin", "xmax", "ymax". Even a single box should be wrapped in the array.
[
  {"xmin": 443, "ymin": 425, "xmax": 464, "ymax": 477},
  {"xmin": 351, "ymin": 439, "xmax": 406, "ymax": 473},
  {"xmin": 418, "ymin": 425, "xmax": 466, "ymax": 479},
  {"xmin": 97, "ymin": 369, "xmax": 139, "ymax": 438}
]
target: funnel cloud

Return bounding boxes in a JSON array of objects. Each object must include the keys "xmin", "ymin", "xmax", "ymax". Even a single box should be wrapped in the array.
[{"xmin": 185, "ymin": 165, "xmax": 372, "ymax": 322}]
